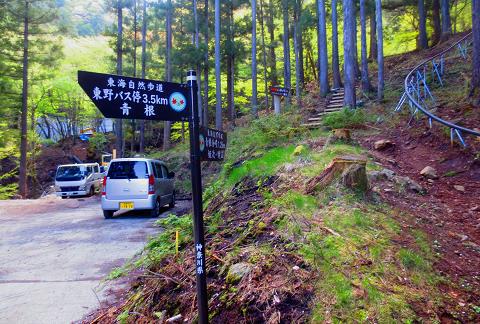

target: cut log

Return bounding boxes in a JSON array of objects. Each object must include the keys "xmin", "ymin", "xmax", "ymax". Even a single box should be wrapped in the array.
[
  {"xmin": 341, "ymin": 163, "xmax": 368, "ymax": 192},
  {"xmin": 305, "ymin": 155, "xmax": 368, "ymax": 194}
]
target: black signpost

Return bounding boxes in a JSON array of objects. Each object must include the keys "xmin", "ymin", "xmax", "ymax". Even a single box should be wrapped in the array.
[
  {"xmin": 78, "ymin": 70, "xmax": 217, "ymax": 324},
  {"xmin": 199, "ymin": 127, "xmax": 227, "ymax": 161}
]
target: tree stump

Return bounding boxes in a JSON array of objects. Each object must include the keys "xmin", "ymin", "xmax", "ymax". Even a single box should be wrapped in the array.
[
  {"xmin": 324, "ymin": 129, "xmax": 352, "ymax": 148},
  {"xmin": 305, "ymin": 155, "xmax": 368, "ymax": 194},
  {"xmin": 332, "ymin": 128, "xmax": 351, "ymax": 141}
]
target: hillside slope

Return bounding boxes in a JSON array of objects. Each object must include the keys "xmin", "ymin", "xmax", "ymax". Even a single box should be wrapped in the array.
[{"xmin": 84, "ymin": 35, "xmax": 480, "ymax": 323}]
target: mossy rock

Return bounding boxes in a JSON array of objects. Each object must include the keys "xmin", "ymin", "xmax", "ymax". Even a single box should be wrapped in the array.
[{"xmin": 226, "ymin": 262, "xmax": 252, "ymax": 284}]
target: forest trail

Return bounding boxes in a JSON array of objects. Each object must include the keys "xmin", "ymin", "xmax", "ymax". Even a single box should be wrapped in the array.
[
  {"xmin": 359, "ymin": 125, "xmax": 480, "ymax": 318},
  {"xmin": 301, "ymin": 88, "xmax": 345, "ymax": 128}
]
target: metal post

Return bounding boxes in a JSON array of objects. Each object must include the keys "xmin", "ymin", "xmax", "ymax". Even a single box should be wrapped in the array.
[{"xmin": 187, "ymin": 70, "xmax": 209, "ymax": 324}]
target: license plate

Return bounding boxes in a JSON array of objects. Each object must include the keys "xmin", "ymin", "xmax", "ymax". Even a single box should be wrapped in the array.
[{"xmin": 119, "ymin": 202, "xmax": 134, "ymax": 209}]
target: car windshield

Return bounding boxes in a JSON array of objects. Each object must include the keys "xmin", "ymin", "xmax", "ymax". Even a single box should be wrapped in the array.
[
  {"xmin": 56, "ymin": 166, "xmax": 88, "ymax": 181},
  {"xmin": 107, "ymin": 161, "xmax": 148, "ymax": 179}
]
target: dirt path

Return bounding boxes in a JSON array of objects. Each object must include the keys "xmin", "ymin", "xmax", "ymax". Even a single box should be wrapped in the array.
[
  {"xmin": 359, "ymin": 124, "xmax": 480, "ymax": 321},
  {"xmin": 0, "ymin": 195, "xmax": 190, "ymax": 324}
]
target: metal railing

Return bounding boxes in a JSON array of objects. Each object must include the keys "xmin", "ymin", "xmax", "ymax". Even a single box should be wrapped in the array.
[{"xmin": 395, "ymin": 32, "xmax": 479, "ymax": 147}]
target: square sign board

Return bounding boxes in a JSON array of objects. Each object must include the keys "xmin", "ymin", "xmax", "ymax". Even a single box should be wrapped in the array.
[
  {"xmin": 78, "ymin": 70, "xmax": 190, "ymax": 121},
  {"xmin": 199, "ymin": 127, "xmax": 227, "ymax": 161},
  {"xmin": 269, "ymin": 86, "xmax": 290, "ymax": 97}
]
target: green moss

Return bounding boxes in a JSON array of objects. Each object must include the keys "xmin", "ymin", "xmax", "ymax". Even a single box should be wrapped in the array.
[{"xmin": 226, "ymin": 145, "xmax": 295, "ymax": 186}]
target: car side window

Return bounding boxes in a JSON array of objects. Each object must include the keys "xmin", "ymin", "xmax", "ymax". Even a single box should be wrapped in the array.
[
  {"xmin": 161, "ymin": 165, "xmax": 168, "ymax": 179},
  {"xmin": 154, "ymin": 163, "xmax": 163, "ymax": 179},
  {"xmin": 152, "ymin": 163, "xmax": 159, "ymax": 178},
  {"xmin": 94, "ymin": 165, "xmax": 99, "ymax": 173}
]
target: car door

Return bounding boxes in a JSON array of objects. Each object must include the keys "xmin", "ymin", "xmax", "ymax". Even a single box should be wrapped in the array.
[
  {"xmin": 154, "ymin": 162, "xmax": 168, "ymax": 205},
  {"xmin": 93, "ymin": 165, "xmax": 101, "ymax": 189},
  {"xmin": 161, "ymin": 164, "xmax": 174, "ymax": 201}
]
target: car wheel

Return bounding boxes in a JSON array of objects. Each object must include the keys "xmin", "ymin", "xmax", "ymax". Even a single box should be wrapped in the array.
[
  {"xmin": 89, "ymin": 186, "xmax": 95, "ymax": 197},
  {"xmin": 150, "ymin": 199, "xmax": 160, "ymax": 218},
  {"xmin": 103, "ymin": 210, "xmax": 114, "ymax": 219},
  {"xmin": 61, "ymin": 196, "xmax": 67, "ymax": 199},
  {"xmin": 169, "ymin": 191, "xmax": 175, "ymax": 209}
]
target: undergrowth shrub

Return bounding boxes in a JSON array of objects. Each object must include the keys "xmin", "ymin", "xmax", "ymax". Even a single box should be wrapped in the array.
[
  {"xmin": 136, "ymin": 214, "xmax": 193, "ymax": 268},
  {"xmin": 323, "ymin": 108, "xmax": 373, "ymax": 129},
  {"xmin": 226, "ymin": 112, "xmax": 303, "ymax": 164}
]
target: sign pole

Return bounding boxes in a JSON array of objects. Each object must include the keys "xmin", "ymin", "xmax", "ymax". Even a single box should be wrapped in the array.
[{"xmin": 187, "ymin": 70, "xmax": 209, "ymax": 323}]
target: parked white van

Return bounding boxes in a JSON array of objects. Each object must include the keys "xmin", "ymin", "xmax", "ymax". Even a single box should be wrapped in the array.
[
  {"xmin": 55, "ymin": 163, "xmax": 103, "ymax": 198},
  {"xmin": 101, "ymin": 158, "xmax": 175, "ymax": 219}
]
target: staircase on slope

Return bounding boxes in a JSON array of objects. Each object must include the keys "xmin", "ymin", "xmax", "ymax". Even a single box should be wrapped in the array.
[{"xmin": 301, "ymin": 88, "xmax": 345, "ymax": 128}]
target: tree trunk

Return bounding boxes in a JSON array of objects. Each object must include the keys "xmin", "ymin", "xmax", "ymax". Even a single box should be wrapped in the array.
[
  {"xmin": 360, "ymin": 0, "xmax": 371, "ymax": 93},
  {"xmin": 369, "ymin": 9, "xmax": 377, "ymax": 61},
  {"xmin": 282, "ymin": 0, "xmax": 291, "ymax": 100},
  {"xmin": 193, "ymin": 0, "xmax": 203, "ymax": 125},
  {"xmin": 307, "ymin": 42, "xmax": 317, "ymax": 81},
  {"xmin": 353, "ymin": 14, "xmax": 360, "ymax": 78},
  {"xmin": 19, "ymin": 0, "xmax": 29, "ymax": 198},
  {"xmin": 294, "ymin": 1, "xmax": 302, "ymax": 105},
  {"xmin": 317, "ymin": 0, "xmax": 329, "ymax": 97},
  {"xmin": 115, "ymin": 3, "xmax": 123, "ymax": 158},
  {"xmin": 139, "ymin": 0, "xmax": 147, "ymax": 153},
  {"xmin": 418, "ymin": 0, "xmax": 428, "ymax": 49},
  {"xmin": 441, "ymin": 0, "xmax": 452, "ymax": 40},
  {"xmin": 432, "ymin": 0, "xmax": 442, "ymax": 45},
  {"xmin": 332, "ymin": 0, "xmax": 342, "ymax": 88},
  {"xmin": 215, "ymin": 0, "xmax": 222, "ymax": 130},
  {"xmin": 343, "ymin": 0, "xmax": 356, "ymax": 108},
  {"xmin": 471, "ymin": 0, "xmax": 480, "ymax": 105},
  {"xmin": 227, "ymin": 4, "xmax": 235, "ymax": 122},
  {"xmin": 267, "ymin": 0, "xmax": 278, "ymax": 85},
  {"xmin": 164, "ymin": 0, "xmax": 172, "ymax": 150},
  {"xmin": 376, "ymin": 0, "xmax": 384, "ymax": 100},
  {"xmin": 298, "ymin": 2, "xmax": 304, "ymax": 89},
  {"xmin": 203, "ymin": 0, "xmax": 209, "ymax": 126},
  {"xmin": 259, "ymin": 0, "xmax": 269, "ymax": 109},
  {"xmin": 252, "ymin": 0, "xmax": 258, "ymax": 116}
]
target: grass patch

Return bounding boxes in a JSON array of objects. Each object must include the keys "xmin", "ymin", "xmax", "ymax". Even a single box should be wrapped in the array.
[
  {"xmin": 225, "ymin": 145, "xmax": 295, "ymax": 186},
  {"xmin": 272, "ymin": 167, "xmax": 440, "ymax": 322},
  {"xmin": 443, "ymin": 170, "xmax": 458, "ymax": 177},
  {"xmin": 134, "ymin": 214, "xmax": 193, "ymax": 268}
]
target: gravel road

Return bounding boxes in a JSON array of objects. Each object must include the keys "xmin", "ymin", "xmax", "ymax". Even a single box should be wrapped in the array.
[{"xmin": 0, "ymin": 195, "xmax": 190, "ymax": 324}]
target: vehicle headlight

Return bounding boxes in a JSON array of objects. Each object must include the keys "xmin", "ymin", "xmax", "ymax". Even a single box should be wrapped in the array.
[
  {"xmin": 78, "ymin": 185, "xmax": 86, "ymax": 191},
  {"xmin": 55, "ymin": 185, "xmax": 61, "ymax": 192}
]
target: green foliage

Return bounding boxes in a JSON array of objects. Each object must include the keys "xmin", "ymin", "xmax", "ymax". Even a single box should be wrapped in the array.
[
  {"xmin": 89, "ymin": 133, "xmax": 108, "ymax": 152},
  {"xmin": 0, "ymin": 183, "xmax": 18, "ymax": 200},
  {"xmin": 135, "ymin": 214, "xmax": 193, "ymax": 268},
  {"xmin": 107, "ymin": 267, "xmax": 126, "ymax": 280},
  {"xmin": 116, "ymin": 310, "xmax": 130, "ymax": 324},
  {"xmin": 322, "ymin": 108, "xmax": 374, "ymax": 129}
]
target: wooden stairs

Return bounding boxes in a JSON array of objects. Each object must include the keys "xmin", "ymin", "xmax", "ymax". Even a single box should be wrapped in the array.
[{"xmin": 301, "ymin": 88, "xmax": 345, "ymax": 128}]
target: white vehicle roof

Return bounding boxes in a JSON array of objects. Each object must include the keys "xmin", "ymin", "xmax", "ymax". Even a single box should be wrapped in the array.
[
  {"xmin": 109, "ymin": 158, "xmax": 166, "ymax": 164},
  {"xmin": 57, "ymin": 163, "xmax": 99, "ymax": 168}
]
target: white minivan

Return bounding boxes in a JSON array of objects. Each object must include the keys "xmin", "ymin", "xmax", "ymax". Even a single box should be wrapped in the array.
[
  {"xmin": 55, "ymin": 163, "xmax": 103, "ymax": 198},
  {"xmin": 101, "ymin": 158, "xmax": 175, "ymax": 219}
]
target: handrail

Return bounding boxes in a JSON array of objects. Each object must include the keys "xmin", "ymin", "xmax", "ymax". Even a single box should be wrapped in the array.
[{"xmin": 397, "ymin": 31, "xmax": 480, "ymax": 146}]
